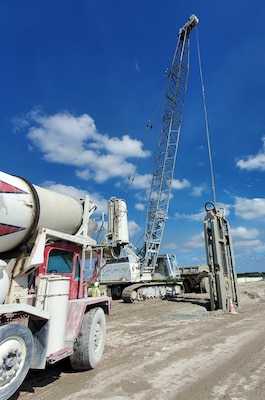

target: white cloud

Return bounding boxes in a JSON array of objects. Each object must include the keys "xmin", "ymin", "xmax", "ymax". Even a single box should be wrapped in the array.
[
  {"xmin": 233, "ymin": 238, "xmax": 265, "ymax": 258},
  {"xmin": 175, "ymin": 210, "xmax": 205, "ymax": 222},
  {"xmin": 21, "ymin": 110, "xmax": 150, "ymax": 183},
  {"xmin": 134, "ymin": 59, "xmax": 140, "ymax": 72},
  {"xmin": 234, "ymin": 196, "xmax": 265, "ymax": 219},
  {"xmin": 231, "ymin": 226, "xmax": 260, "ymax": 240},
  {"xmin": 236, "ymin": 136, "xmax": 265, "ymax": 171},
  {"xmin": 182, "ymin": 232, "xmax": 205, "ymax": 250},
  {"xmin": 191, "ymin": 184, "xmax": 206, "ymax": 197},
  {"xmin": 172, "ymin": 178, "xmax": 190, "ymax": 190},
  {"xmin": 234, "ymin": 239, "xmax": 262, "ymax": 250},
  {"xmin": 175, "ymin": 202, "xmax": 231, "ymax": 221},
  {"xmin": 135, "ymin": 203, "xmax": 145, "ymax": 211},
  {"xmin": 163, "ymin": 242, "xmax": 178, "ymax": 251},
  {"xmin": 12, "ymin": 117, "xmax": 30, "ymax": 132},
  {"xmin": 128, "ymin": 220, "xmax": 141, "ymax": 239},
  {"xmin": 130, "ymin": 173, "xmax": 152, "ymax": 190},
  {"xmin": 130, "ymin": 177, "xmax": 190, "ymax": 202},
  {"xmin": 97, "ymin": 134, "xmax": 149, "ymax": 158},
  {"xmin": 76, "ymin": 169, "xmax": 93, "ymax": 180}
]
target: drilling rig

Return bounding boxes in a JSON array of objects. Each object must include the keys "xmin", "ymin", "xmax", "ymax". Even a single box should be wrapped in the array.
[{"xmin": 204, "ymin": 202, "xmax": 239, "ymax": 311}]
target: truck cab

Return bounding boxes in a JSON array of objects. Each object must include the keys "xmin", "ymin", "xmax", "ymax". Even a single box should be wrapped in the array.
[{"xmin": 38, "ymin": 243, "xmax": 83, "ymax": 300}]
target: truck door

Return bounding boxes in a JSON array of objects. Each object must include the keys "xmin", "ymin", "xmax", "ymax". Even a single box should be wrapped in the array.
[{"xmin": 45, "ymin": 247, "xmax": 81, "ymax": 300}]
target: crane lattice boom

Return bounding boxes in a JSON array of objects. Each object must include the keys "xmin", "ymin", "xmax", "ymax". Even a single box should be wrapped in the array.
[{"xmin": 142, "ymin": 14, "xmax": 199, "ymax": 274}]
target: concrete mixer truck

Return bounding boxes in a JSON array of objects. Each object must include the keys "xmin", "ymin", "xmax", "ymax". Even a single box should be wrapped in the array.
[{"xmin": 0, "ymin": 170, "xmax": 129, "ymax": 399}]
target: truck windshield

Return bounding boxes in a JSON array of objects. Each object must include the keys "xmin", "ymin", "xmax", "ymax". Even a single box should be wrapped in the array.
[{"xmin": 47, "ymin": 249, "xmax": 73, "ymax": 274}]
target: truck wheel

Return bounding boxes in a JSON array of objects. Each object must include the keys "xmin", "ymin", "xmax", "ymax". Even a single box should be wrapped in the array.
[
  {"xmin": 200, "ymin": 277, "xmax": 209, "ymax": 293},
  {"xmin": 0, "ymin": 324, "xmax": 33, "ymax": 400},
  {"xmin": 183, "ymin": 278, "xmax": 192, "ymax": 293},
  {"xmin": 70, "ymin": 307, "xmax": 106, "ymax": 371}
]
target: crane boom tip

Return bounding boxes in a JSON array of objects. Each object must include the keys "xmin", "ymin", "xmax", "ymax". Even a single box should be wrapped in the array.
[{"xmin": 179, "ymin": 14, "xmax": 199, "ymax": 38}]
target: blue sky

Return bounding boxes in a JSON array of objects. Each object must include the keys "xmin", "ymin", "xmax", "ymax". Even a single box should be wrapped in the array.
[{"xmin": 1, "ymin": 1, "xmax": 265, "ymax": 273}]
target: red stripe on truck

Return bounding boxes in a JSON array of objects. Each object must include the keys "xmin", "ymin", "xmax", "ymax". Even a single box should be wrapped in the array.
[
  {"xmin": 0, "ymin": 180, "xmax": 27, "ymax": 193},
  {"xmin": 0, "ymin": 223, "xmax": 25, "ymax": 236}
]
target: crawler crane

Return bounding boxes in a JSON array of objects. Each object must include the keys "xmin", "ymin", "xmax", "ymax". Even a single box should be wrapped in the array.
[
  {"xmin": 100, "ymin": 14, "xmax": 240, "ymax": 310},
  {"xmin": 100, "ymin": 14, "xmax": 199, "ymax": 301}
]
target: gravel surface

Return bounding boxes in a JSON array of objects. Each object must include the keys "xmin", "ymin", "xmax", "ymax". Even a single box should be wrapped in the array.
[{"xmin": 9, "ymin": 280, "xmax": 265, "ymax": 400}]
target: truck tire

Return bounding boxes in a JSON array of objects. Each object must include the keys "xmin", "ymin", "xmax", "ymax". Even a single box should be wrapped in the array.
[
  {"xmin": 0, "ymin": 324, "xmax": 33, "ymax": 400},
  {"xmin": 200, "ymin": 277, "xmax": 209, "ymax": 293},
  {"xmin": 70, "ymin": 307, "xmax": 106, "ymax": 371},
  {"xmin": 183, "ymin": 278, "xmax": 192, "ymax": 293}
]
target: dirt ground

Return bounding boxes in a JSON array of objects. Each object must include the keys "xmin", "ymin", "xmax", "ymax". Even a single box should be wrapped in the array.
[{"xmin": 9, "ymin": 280, "xmax": 265, "ymax": 400}]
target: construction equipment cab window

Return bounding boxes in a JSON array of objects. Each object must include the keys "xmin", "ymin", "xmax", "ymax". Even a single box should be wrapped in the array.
[{"xmin": 47, "ymin": 249, "xmax": 81, "ymax": 281}]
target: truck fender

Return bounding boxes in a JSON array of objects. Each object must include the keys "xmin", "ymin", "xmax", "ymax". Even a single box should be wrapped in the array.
[{"xmin": 65, "ymin": 296, "xmax": 111, "ymax": 342}]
